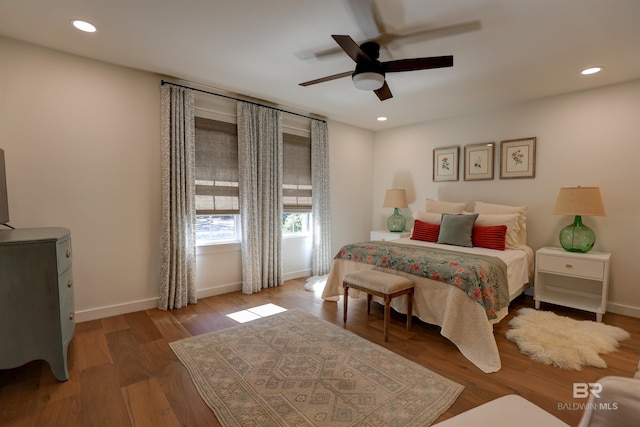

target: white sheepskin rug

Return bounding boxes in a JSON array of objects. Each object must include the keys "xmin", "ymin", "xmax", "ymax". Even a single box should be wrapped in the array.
[
  {"xmin": 506, "ymin": 308, "xmax": 630, "ymax": 370},
  {"xmin": 304, "ymin": 275, "xmax": 327, "ymax": 292}
]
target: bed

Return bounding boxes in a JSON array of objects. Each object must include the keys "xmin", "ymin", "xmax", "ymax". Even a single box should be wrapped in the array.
[{"xmin": 321, "ymin": 200, "xmax": 533, "ymax": 373}]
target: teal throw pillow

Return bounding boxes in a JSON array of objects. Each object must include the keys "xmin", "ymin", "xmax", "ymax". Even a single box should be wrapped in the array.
[{"xmin": 437, "ymin": 213, "xmax": 479, "ymax": 247}]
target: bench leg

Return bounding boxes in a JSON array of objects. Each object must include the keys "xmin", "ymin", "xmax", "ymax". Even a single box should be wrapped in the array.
[
  {"xmin": 384, "ymin": 295, "xmax": 391, "ymax": 342},
  {"xmin": 406, "ymin": 289, "xmax": 414, "ymax": 331},
  {"xmin": 343, "ymin": 285, "xmax": 349, "ymax": 324},
  {"xmin": 366, "ymin": 293, "xmax": 372, "ymax": 314}
]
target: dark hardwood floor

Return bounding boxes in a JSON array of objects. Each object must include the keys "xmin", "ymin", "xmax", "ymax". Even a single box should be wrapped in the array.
[{"xmin": 1, "ymin": 278, "xmax": 639, "ymax": 426}]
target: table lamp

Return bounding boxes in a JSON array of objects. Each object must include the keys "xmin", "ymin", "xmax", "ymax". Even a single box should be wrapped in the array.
[
  {"xmin": 552, "ymin": 186, "xmax": 605, "ymax": 253},
  {"xmin": 383, "ymin": 189, "xmax": 408, "ymax": 232}
]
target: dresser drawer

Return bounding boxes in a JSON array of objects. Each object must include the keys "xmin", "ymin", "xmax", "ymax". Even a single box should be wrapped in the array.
[
  {"xmin": 58, "ymin": 268, "xmax": 74, "ymax": 307},
  {"xmin": 537, "ymin": 254, "xmax": 605, "ymax": 280},
  {"xmin": 56, "ymin": 237, "xmax": 73, "ymax": 273},
  {"xmin": 60, "ymin": 296, "xmax": 75, "ymax": 342}
]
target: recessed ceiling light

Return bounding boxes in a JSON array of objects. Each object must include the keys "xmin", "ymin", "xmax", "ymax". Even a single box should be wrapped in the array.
[
  {"xmin": 377, "ymin": 116, "xmax": 388, "ymax": 122},
  {"xmin": 71, "ymin": 20, "xmax": 97, "ymax": 33},
  {"xmin": 581, "ymin": 67, "xmax": 602, "ymax": 75}
]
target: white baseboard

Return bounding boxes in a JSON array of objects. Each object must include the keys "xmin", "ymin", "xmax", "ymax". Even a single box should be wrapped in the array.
[
  {"xmin": 75, "ymin": 298, "xmax": 159, "ymax": 323},
  {"xmin": 607, "ymin": 301, "xmax": 640, "ymax": 319},
  {"xmin": 73, "ymin": 275, "xmax": 312, "ymax": 323},
  {"xmin": 196, "ymin": 282, "xmax": 242, "ymax": 299},
  {"xmin": 283, "ymin": 269, "xmax": 312, "ymax": 281},
  {"xmin": 75, "ymin": 282, "xmax": 243, "ymax": 323}
]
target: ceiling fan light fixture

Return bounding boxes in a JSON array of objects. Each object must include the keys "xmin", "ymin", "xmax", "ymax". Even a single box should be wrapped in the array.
[{"xmin": 352, "ymin": 72, "xmax": 385, "ymax": 90}]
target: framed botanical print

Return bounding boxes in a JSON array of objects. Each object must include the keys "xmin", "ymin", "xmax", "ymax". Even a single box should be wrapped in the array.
[
  {"xmin": 464, "ymin": 142, "xmax": 494, "ymax": 181},
  {"xmin": 433, "ymin": 145, "xmax": 459, "ymax": 182},
  {"xmin": 500, "ymin": 137, "xmax": 536, "ymax": 179}
]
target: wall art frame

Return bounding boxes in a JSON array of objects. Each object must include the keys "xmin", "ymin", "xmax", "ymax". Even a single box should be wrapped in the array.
[
  {"xmin": 433, "ymin": 145, "xmax": 459, "ymax": 182},
  {"xmin": 464, "ymin": 142, "xmax": 495, "ymax": 181},
  {"xmin": 500, "ymin": 137, "xmax": 536, "ymax": 179}
]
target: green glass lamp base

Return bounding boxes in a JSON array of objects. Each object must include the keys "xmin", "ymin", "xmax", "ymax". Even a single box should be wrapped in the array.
[
  {"xmin": 558, "ymin": 215, "xmax": 596, "ymax": 253},
  {"xmin": 387, "ymin": 208, "xmax": 406, "ymax": 232}
]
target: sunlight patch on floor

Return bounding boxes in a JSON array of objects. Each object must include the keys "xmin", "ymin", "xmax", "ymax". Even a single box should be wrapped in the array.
[{"xmin": 226, "ymin": 303, "xmax": 287, "ymax": 323}]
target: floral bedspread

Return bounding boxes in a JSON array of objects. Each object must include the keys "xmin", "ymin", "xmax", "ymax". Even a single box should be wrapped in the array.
[{"xmin": 336, "ymin": 241, "xmax": 509, "ymax": 319}]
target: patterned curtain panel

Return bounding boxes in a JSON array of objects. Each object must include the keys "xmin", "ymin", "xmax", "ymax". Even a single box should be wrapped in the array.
[
  {"xmin": 311, "ymin": 120, "xmax": 332, "ymax": 276},
  {"xmin": 237, "ymin": 102, "xmax": 283, "ymax": 294},
  {"xmin": 159, "ymin": 85, "xmax": 197, "ymax": 310}
]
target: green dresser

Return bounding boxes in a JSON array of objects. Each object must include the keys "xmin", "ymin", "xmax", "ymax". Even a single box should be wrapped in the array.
[{"xmin": 0, "ymin": 227, "xmax": 75, "ymax": 381}]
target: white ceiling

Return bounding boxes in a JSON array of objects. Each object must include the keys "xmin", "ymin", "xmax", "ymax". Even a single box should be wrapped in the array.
[{"xmin": 1, "ymin": 0, "xmax": 639, "ymax": 130}]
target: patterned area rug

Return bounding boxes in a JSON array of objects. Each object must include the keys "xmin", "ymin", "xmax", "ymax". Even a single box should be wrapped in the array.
[{"xmin": 170, "ymin": 309, "xmax": 463, "ymax": 427}]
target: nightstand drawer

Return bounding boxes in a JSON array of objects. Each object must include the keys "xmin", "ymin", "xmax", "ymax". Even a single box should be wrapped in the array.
[{"xmin": 537, "ymin": 254, "xmax": 605, "ymax": 280}]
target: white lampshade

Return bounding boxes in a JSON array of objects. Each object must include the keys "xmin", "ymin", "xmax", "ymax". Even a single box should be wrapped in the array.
[
  {"xmin": 352, "ymin": 72, "xmax": 385, "ymax": 90},
  {"xmin": 383, "ymin": 189, "xmax": 408, "ymax": 208},
  {"xmin": 553, "ymin": 187, "xmax": 606, "ymax": 216}
]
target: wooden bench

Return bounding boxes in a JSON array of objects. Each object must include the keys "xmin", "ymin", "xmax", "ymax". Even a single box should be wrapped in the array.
[{"xmin": 343, "ymin": 270, "xmax": 415, "ymax": 342}]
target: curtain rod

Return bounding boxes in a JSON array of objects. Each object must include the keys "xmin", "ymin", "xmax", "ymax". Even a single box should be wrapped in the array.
[{"xmin": 161, "ymin": 80, "xmax": 326, "ymax": 123}]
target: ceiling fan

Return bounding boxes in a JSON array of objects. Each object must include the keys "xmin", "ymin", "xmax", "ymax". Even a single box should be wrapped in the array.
[{"xmin": 299, "ymin": 34, "xmax": 453, "ymax": 101}]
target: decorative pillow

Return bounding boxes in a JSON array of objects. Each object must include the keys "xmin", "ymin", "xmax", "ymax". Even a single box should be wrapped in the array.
[
  {"xmin": 473, "ymin": 225, "xmax": 507, "ymax": 250},
  {"xmin": 473, "ymin": 201, "xmax": 528, "ymax": 245},
  {"xmin": 411, "ymin": 219, "xmax": 440, "ymax": 242},
  {"xmin": 472, "ymin": 213, "xmax": 523, "ymax": 249},
  {"xmin": 437, "ymin": 213, "xmax": 479, "ymax": 247},
  {"xmin": 415, "ymin": 210, "xmax": 443, "ymax": 224},
  {"xmin": 425, "ymin": 199, "xmax": 468, "ymax": 214}
]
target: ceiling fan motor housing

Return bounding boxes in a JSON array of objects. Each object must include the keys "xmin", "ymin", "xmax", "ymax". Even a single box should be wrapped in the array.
[{"xmin": 352, "ymin": 42, "xmax": 385, "ymax": 90}]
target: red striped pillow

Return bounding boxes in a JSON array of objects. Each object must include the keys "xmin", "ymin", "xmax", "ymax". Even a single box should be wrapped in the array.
[
  {"xmin": 472, "ymin": 225, "xmax": 507, "ymax": 250},
  {"xmin": 411, "ymin": 219, "xmax": 440, "ymax": 242}
]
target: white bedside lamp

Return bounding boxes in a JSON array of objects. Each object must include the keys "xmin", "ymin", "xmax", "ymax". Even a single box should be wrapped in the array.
[{"xmin": 383, "ymin": 189, "xmax": 408, "ymax": 232}]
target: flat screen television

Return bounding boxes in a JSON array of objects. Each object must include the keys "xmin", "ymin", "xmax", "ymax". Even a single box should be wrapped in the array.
[{"xmin": 0, "ymin": 148, "xmax": 9, "ymax": 224}]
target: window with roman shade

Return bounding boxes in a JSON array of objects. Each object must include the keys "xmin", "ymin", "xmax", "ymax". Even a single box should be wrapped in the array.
[
  {"xmin": 194, "ymin": 117, "xmax": 239, "ymax": 215},
  {"xmin": 282, "ymin": 133, "xmax": 312, "ymax": 212}
]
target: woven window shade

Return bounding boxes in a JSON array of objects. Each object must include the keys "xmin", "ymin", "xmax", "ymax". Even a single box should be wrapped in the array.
[
  {"xmin": 195, "ymin": 118, "xmax": 239, "ymax": 215},
  {"xmin": 283, "ymin": 134, "xmax": 312, "ymax": 212},
  {"xmin": 195, "ymin": 117, "xmax": 312, "ymax": 214}
]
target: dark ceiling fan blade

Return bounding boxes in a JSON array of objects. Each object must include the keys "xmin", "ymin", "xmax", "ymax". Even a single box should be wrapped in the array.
[
  {"xmin": 374, "ymin": 81, "xmax": 393, "ymax": 101},
  {"xmin": 299, "ymin": 71, "xmax": 353, "ymax": 87},
  {"xmin": 382, "ymin": 55, "xmax": 453, "ymax": 73},
  {"xmin": 331, "ymin": 35, "xmax": 371, "ymax": 63}
]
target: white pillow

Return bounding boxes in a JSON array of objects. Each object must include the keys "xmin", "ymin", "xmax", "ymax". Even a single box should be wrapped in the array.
[
  {"xmin": 473, "ymin": 201, "xmax": 528, "ymax": 245},
  {"xmin": 415, "ymin": 210, "xmax": 443, "ymax": 224},
  {"xmin": 425, "ymin": 199, "xmax": 468, "ymax": 214},
  {"xmin": 472, "ymin": 213, "xmax": 524, "ymax": 249}
]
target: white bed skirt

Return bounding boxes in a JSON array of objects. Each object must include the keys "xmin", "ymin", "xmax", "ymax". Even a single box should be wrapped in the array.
[{"xmin": 322, "ymin": 259, "xmax": 508, "ymax": 373}]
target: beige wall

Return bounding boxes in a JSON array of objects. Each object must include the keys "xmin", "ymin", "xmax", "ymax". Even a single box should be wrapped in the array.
[
  {"xmin": 0, "ymin": 36, "xmax": 375, "ymax": 321},
  {"xmin": 373, "ymin": 79, "xmax": 640, "ymax": 317},
  {"xmin": 1, "ymin": 36, "xmax": 163, "ymax": 319}
]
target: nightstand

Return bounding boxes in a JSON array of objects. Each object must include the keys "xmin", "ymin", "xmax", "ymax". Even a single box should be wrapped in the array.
[
  {"xmin": 370, "ymin": 230, "xmax": 410, "ymax": 241},
  {"xmin": 534, "ymin": 246, "xmax": 610, "ymax": 322}
]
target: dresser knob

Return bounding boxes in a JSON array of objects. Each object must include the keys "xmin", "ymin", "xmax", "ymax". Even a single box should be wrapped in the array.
[
  {"xmin": 566, "ymin": 264, "xmax": 573, "ymax": 268},
  {"xmin": 67, "ymin": 279, "xmax": 73, "ymax": 288},
  {"xmin": 69, "ymin": 312, "xmax": 75, "ymax": 320}
]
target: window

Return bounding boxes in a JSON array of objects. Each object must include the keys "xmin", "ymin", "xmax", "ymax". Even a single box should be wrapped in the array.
[
  {"xmin": 194, "ymin": 116, "xmax": 313, "ymax": 244},
  {"xmin": 195, "ymin": 117, "xmax": 240, "ymax": 244},
  {"xmin": 196, "ymin": 214, "xmax": 240, "ymax": 243},
  {"xmin": 283, "ymin": 133, "xmax": 312, "ymax": 212},
  {"xmin": 283, "ymin": 212, "xmax": 311, "ymax": 236}
]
